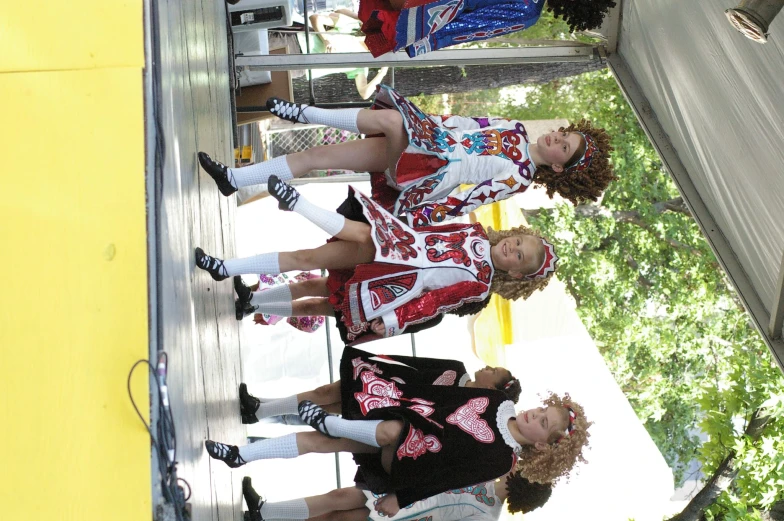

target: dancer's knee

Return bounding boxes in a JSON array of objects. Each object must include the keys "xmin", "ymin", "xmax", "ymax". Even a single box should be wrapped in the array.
[
  {"xmin": 378, "ymin": 110, "xmax": 404, "ymax": 134},
  {"xmin": 375, "ymin": 420, "xmax": 403, "ymax": 447}
]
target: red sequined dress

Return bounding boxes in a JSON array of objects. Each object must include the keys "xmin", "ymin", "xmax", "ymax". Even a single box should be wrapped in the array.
[{"xmin": 328, "ymin": 187, "xmax": 493, "ymax": 342}]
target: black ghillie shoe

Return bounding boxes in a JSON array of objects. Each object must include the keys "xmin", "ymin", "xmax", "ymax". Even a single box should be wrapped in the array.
[
  {"xmin": 197, "ymin": 152, "xmax": 237, "ymax": 196},
  {"xmin": 242, "ymin": 476, "xmax": 264, "ymax": 514},
  {"xmin": 205, "ymin": 440, "xmax": 246, "ymax": 468},
  {"xmin": 239, "ymin": 383, "xmax": 261, "ymax": 424},
  {"xmin": 267, "ymin": 175, "xmax": 300, "ymax": 211},
  {"xmin": 266, "ymin": 97, "xmax": 310, "ymax": 124},
  {"xmin": 235, "ymin": 299, "xmax": 257, "ymax": 321},
  {"xmin": 195, "ymin": 247, "xmax": 228, "ymax": 281},
  {"xmin": 298, "ymin": 400, "xmax": 338, "ymax": 439},
  {"xmin": 244, "ymin": 511, "xmax": 263, "ymax": 521},
  {"xmin": 234, "ymin": 276, "xmax": 253, "ymax": 303}
]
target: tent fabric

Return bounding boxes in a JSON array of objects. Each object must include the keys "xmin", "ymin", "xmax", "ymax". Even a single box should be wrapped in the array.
[{"xmin": 617, "ymin": 0, "xmax": 784, "ymax": 316}]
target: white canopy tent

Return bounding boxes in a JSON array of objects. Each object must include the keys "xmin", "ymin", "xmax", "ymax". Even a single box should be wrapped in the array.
[{"xmin": 608, "ymin": 0, "xmax": 784, "ymax": 370}]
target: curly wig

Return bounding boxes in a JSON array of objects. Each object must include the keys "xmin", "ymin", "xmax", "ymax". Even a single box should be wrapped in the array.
[
  {"xmin": 546, "ymin": 0, "xmax": 617, "ymax": 32},
  {"xmin": 518, "ymin": 392, "xmax": 592, "ymax": 484},
  {"xmin": 505, "ymin": 470, "xmax": 553, "ymax": 514},
  {"xmin": 533, "ymin": 119, "xmax": 617, "ymax": 205},
  {"xmin": 486, "ymin": 225, "xmax": 555, "ymax": 301}
]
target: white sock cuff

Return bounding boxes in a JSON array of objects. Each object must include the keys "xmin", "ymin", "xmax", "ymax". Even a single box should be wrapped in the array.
[
  {"xmin": 238, "ymin": 433, "xmax": 300, "ymax": 462},
  {"xmin": 303, "ymin": 107, "xmax": 362, "ymax": 134},
  {"xmin": 229, "ymin": 156, "xmax": 293, "ymax": 189},
  {"xmin": 250, "ymin": 284, "xmax": 293, "ymax": 304},
  {"xmin": 324, "ymin": 417, "xmax": 382, "ymax": 448},
  {"xmin": 257, "ymin": 395, "xmax": 299, "ymax": 419},
  {"xmin": 223, "ymin": 253, "xmax": 281, "ymax": 276},
  {"xmin": 293, "ymin": 197, "xmax": 346, "ymax": 237},
  {"xmin": 251, "ymin": 300, "xmax": 293, "ymax": 317},
  {"xmin": 260, "ymin": 498, "xmax": 310, "ymax": 520}
]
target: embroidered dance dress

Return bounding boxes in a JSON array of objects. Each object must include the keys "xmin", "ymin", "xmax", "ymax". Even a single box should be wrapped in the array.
[
  {"xmin": 364, "ymin": 481, "xmax": 504, "ymax": 521},
  {"xmin": 344, "ymin": 346, "xmax": 471, "ymax": 387},
  {"xmin": 358, "ymin": 0, "xmax": 544, "ymax": 57},
  {"xmin": 339, "ymin": 355, "xmax": 521, "ymax": 507},
  {"xmin": 328, "ymin": 187, "xmax": 494, "ymax": 342},
  {"xmin": 368, "ymin": 85, "xmax": 538, "ymax": 227}
]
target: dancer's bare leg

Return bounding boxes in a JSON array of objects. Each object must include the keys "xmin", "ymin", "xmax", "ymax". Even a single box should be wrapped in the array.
[
  {"xmin": 356, "ymin": 109, "xmax": 409, "ymax": 175},
  {"xmin": 377, "ymin": 421, "xmax": 404, "ymax": 474},
  {"xmin": 302, "ymin": 488, "xmax": 368, "ymax": 519},
  {"xmin": 297, "ymin": 381, "xmax": 342, "ymax": 408},
  {"xmin": 314, "ymin": 507, "xmax": 371, "ymax": 521},
  {"xmin": 280, "ymin": 240, "xmax": 375, "ymax": 272},
  {"xmin": 286, "ymin": 138, "xmax": 388, "ymax": 178},
  {"xmin": 290, "ymin": 298, "xmax": 333, "ymax": 317},
  {"xmin": 289, "ymin": 277, "xmax": 331, "ymax": 299},
  {"xmin": 296, "ymin": 431, "xmax": 379, "ymax": 455}
]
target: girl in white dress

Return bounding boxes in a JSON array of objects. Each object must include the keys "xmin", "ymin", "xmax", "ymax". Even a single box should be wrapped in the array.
[{"xmin": 238, "ymin": 467, "xmax": 553, "ymax": 521}]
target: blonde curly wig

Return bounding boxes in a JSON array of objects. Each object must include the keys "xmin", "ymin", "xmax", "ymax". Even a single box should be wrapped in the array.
[
  {"xmin": 486, "ymin": 225, "xmax": 556, "ymax": 301},
  {"xmin": 518, "ymin": 392, "xmax": 592, "ymax": 484}
]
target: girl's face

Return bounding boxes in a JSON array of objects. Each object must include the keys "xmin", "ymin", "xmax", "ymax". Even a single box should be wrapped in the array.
[
  {"xmin": 473, "ymin": 365, "xmax": 513, "ymax": 389},
  {"xmin": 535, "ymin": 131, "xmax": 586, "ymax": 172},
  {"xmin": 490, "ymin": 235, "xmax": 544, "ymax": 278},
  {"xmin": 515, "ymin": 406, "xmax": 569, "ymax": 449}
]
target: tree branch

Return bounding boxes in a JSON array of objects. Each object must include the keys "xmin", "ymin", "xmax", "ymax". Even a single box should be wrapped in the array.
[{"xmin": 666, "ymin": 409, "xmax": 770, "ymax": 521}]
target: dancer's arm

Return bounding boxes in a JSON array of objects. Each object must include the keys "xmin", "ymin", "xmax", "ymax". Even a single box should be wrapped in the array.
[
  {"xmin": 378, "ymin": 282, "xmax": 488, "ymax": 337},
  {"xmin": 430, "ymin": 115, "xmax": 512, "ymax": 130}
]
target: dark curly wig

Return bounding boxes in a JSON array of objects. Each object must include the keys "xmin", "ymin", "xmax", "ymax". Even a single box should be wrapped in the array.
[
  {"xmin": 498, "ymin": 375, "xmax": 522, "ymax": 404},
  {"xmin": 546, "ymin": 0, "xmax": 617, "ymax": 32},
  {"xmin": 533, "ymin": 118, "xmax": 617, "ymax": 205},
  {"xmin": 505, "ymin": 471, "xmax": 553, "ymax": 514}
]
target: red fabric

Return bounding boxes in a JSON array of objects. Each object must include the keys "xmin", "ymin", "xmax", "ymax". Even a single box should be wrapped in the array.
[
  {"xmin": 327, "ymin": 268, "xmax": 355, "ymax": 309},
  {"xmin": 415, "ymin": 222, "xmax": 483, "ymax": 234},
  {"xmin": 393, "ymin": 281, "xmax": 488, "ymax": 329},
  {"xmin": 329, "ymin": 262, "xmax": 413, "ymax": 324},
  {"xmin": 395, "ymin": 153, "xmax": 448, "ymax": 185},
  {"xmin": 359, "ymin": 0, "xmax": 400, "ymax": 57},
  {"xmin": 370, "ymin": 171, "xmax": 399, "ymax": 212},
  {"xmin": 402, "ymin": 0, "xmax": 440, "ymax": 7}
]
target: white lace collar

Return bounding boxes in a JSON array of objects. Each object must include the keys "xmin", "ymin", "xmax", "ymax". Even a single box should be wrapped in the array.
[
  {"xmin": 458, "ymin": 373, "xmax": 471, "ymax": 387},
  {"xmin": 496, "ymin": 400, "xmax": 521, "ymax": 452}
]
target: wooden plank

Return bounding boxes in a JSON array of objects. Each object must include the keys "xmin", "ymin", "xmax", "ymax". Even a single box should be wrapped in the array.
[{"xmin": 152, "ymin": 0, "xmax": 244, "ymax": 519}]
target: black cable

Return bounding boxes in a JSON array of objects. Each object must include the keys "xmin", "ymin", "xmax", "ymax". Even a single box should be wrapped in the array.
[{"xmin": 128, "ymin": 358, "xmax": 191, "ymax": 521}]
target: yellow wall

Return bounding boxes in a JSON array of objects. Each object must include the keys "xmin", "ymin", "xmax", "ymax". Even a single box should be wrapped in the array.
[
  {"xmin": 0, "ymin": 2, "xmax": 149, "ymax": 520},
  {"xmin": 472, "ymin": 201, "xmax": 525, "ymax": 367}
]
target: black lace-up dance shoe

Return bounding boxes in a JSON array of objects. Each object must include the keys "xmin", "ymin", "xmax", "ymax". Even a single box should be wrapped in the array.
[
  {"xmin": 197, "ymin": 152, "xmax": 237, "ymax": 196},
  {"xmin": 205, "ymin": 440, "xmax": 246, "ymax": 468},
  {"xmin": 194, "ymin": 247, "xmax": 228, "ymax": 281},
  {"xmin": 267, "ymin": 175, "xmax": 300, "ymax": 211},
  {"xmin": 298, "ymin": 400, "xmax": 338, "ymax": 439},
  {"xmin": 266, "ymin": 97, "xmax": 309, "ymax": 124}
]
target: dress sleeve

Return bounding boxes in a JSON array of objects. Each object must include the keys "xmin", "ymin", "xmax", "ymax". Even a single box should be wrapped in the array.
[
  {"xmin": 403, "ymin": 165, "xmax": 532, "ymax": 226},
  {"xmin": 383, "ymin": 281, "xmax": 488, "ymax": 335},
  {"xmin": 428, "ymin": 114, "xmax": 514, "ymax": 130},
  {"xmin": 406, "ymin": 3, "xmax": 540, "ymax": 56}
]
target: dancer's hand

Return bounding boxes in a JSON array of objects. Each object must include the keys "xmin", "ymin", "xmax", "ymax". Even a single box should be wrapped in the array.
[
  {"xmin": 375, "ymin": 493, "xmax": 400, "ymax": 517},
  {"xmin": 370, "ymin": 318, "xmax": 386, "ymax": 336}
]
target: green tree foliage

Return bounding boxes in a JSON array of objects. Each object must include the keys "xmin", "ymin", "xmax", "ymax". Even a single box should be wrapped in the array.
[
  {"xmin": 415, "ymin": 69, "xmax": 784, "ymax": 518},
  {"xmin": 508, "ymin": 70, "xmax": 784, "ymax": 519}
]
